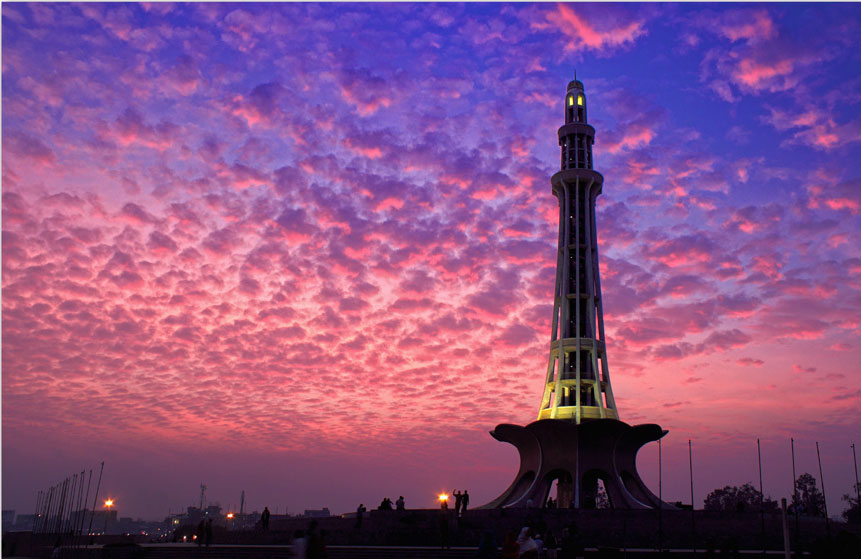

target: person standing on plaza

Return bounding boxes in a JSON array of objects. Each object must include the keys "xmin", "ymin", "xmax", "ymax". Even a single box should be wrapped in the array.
[
  {"xmin": 292, "ymin": 530, "xmax": 307, "ymax": 559},
  {"xmin": 462, "ymin": 490, "xmax": 470, "ymax": 515},
  {"xmin": 453, "ymin": 490, "xmax": 463, "ymax": 516},
  {"xmin": 307, "ymin": 520, "xmax": 326, "ymax": 559},
  {"xmin": 261, "ymin": 506, "xmax": 270, "ymax": 531}
]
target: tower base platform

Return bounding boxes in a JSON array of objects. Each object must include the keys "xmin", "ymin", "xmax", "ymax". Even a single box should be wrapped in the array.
[{"xmin": 480, "ymin": 418, "xmax": 674, "ymax": 510}]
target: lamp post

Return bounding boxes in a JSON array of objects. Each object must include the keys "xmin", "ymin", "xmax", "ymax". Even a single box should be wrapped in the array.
[
  {"xmin": 438, "ymin": 493, "xmax": 449, "ymax": 510},
  {"xmin": 103, "ymin": 499, "xmax": 113, "ymax": 534}
]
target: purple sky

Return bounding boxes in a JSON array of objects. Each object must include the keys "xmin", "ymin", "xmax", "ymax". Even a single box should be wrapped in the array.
[{"xmin": 2, "ymin": 3, "xmax": 860, "ymax": 521}]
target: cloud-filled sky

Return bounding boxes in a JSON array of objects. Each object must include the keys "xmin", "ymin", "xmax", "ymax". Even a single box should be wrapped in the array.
[{"xmin": 3, "ymin": 3, "xmax": 860, "ymax": 520}]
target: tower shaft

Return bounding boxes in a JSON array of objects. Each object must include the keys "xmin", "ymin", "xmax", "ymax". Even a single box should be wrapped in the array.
[{"xmin": 538, "ymin": 80, "xmax": 618, "ymax": 423}]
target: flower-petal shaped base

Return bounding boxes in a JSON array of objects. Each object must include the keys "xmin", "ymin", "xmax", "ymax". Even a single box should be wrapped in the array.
[{"xmin": 480, "ymin": 418, "xmax": 674, "ymax": 510}]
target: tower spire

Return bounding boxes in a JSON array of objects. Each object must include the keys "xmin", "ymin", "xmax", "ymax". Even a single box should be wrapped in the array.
[{"xmin": 538, "ymin": 78, "xmax": 618, "ymax": 424}]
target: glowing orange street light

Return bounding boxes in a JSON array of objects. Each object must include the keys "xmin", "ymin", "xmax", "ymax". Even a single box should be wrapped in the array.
[
  {"xmin": 438, "ymin": 493, "xmax": 449, "ymax": 510},
  {"xmin": 104, "ymin": 498, "xmax": 114, "ymax": 533},
  {"xmin": 226, "ymin": 513, "xmax": 234, "ymax": 519}
]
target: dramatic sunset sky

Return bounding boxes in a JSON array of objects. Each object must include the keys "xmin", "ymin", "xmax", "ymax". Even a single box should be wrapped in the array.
[{"xmin": 3, "ymin": 3, "xmax": 860, "ymax": 520}]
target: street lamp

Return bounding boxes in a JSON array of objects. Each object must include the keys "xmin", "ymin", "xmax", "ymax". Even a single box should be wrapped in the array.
[
  {"xmin": 104, "ymin": 499, "xmax": 114, "ymax": 534},
  {"xmin": 438, "ymin": 493, "xmax": 449, "ymax": 510}
]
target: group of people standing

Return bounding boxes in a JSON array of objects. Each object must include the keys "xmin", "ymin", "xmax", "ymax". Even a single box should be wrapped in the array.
[
  {"xmin": 449, "ymin": 489, "xmax": 469, "ymax": 516},
  {"xmin": 496, "ymin": 523, "xmax": 582, "ymax": 559},
  {"xmin": 377, "ymin": 496, "xmax": 405, "ymax": 511}
]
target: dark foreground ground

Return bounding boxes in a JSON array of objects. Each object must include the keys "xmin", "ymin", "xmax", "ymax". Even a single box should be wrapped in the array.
[{"xmin": 5, "ymin": 509, "xmax": 860, "ymax": 559}]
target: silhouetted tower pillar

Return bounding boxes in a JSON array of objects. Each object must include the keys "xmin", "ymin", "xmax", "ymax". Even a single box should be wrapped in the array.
[{"xmin": 538, "ymin": 79, "xmax": 618, "ymax": 424}]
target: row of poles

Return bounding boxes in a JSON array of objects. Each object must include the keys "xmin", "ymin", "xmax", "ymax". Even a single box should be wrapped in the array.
[
  {"xmin": 656, "ymin": 440, "xmax": 860, "ymax": 552},
  {"xmin": 32, "ymin": 462, "xmax": 104, "ymax": 542}
]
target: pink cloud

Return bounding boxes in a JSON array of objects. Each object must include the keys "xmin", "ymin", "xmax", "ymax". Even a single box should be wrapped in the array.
[
  {"xmin": 718, "ymin": 10, "xmax": 776, "ymax": 43},
  {"xmin": 698, "ymin": 11, "xmax": 836, "ymax": 102},
  {"xmin": 3, "ymin": 131, "xmax": 56, "ymax": 164},
  {"xmin": 737, "ymin": 357, "xmax": 764, "ymax": 367},
  {"xmin": 343, "ymin": 137, "xmax": 383, "ymax": 160},
  {"xmin": 807, "ymin": 179, "xmax": 861, "ymax": 214},
  {"xmin": 735, "ymin": 57, "xmax": 795, "ymax": 89},
  {"xmin": 338, "ymin": 69, "xmax": 396, "ymax": 117},
  {"xmin": 605, "ymin": 124, "xmax": 655, "ymax": 154},
  {"xmin": 537, "ymin": 4, "xmax": 646, "ymax": 53}
]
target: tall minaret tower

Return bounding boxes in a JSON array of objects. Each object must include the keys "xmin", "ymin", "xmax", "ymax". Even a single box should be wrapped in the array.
[
  {"xmin": 538, "ymin": 78, "xmax": 619, "ymax": 424},
  {"xmin": 483, "ymin": 77, "xmax": 668, "ymax": 511}
]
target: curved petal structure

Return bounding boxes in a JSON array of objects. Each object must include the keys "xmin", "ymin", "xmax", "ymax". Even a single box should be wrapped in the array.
[{"xmin": 480, "ymin": 419, "xmax": 672, "ymax": 510}]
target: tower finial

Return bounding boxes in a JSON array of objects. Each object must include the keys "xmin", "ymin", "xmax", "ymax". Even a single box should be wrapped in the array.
[{"xmin": 574, "ymin": 69, "xmax": 577, "ymax": 81}]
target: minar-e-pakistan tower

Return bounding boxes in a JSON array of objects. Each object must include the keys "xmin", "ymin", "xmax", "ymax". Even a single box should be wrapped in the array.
[{"xmin": 483, "ymin": 78, "xmax": 671, "ymax": 510}]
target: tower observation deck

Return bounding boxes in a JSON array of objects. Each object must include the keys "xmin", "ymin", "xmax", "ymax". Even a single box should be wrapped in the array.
[{"xmin": 538, "ymin": 79, "xmax": 618, "ymax": 423}]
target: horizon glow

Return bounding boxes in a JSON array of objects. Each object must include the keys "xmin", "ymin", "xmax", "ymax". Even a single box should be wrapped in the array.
[{"xmin": 2, "ymin": 3, "xmax": 860, "ymax": 521}]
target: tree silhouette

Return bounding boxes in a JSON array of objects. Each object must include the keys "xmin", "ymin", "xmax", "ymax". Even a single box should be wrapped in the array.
[
  {"xmin": 842, "ymin": 482, "xmax": 860, "ymax": 524},
  {"xmin": 791, "ymin": 473, "xmax": 825, "ymax": 516},
  {"xmin": 703, "ymin": 483, "xmax": 777, "ymax": 512}
]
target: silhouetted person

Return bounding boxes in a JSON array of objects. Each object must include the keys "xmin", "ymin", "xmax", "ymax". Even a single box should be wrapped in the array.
[
  {"xmin": 379, "ymin": 497, "xmax": 393, "ymax": 510},
  {"xmin": 307, "ymin": 520, "xmax": 326, "ymax": 559},
  {"xmin": 355, "ymin": 504, "xmax": 366, "ymax": 528},
  {"xmin": 205, "ymin": 518, "xmax": 213, "ymax": 547},
  {"xmin": 261, "ymin": 506, "xmax": 271, "ymax": 531},
  {"xmin": 453, "ymin": 490, "xmax": 463, "ymax": 516},
  {"xmin": 293, "ymin": 529, "xmax": 307, "ymax": 559},
  {"xmin": 196, "ymin": 519, "xmax": 205, "ymax": 547},
  {"xmin": 462, "ymin": 490, "xmax": 470, "ymax": 514},
  {"xmin": 440, "ymin": 497, "xmax": 448, "ymax": 511},
  {"xmin": 396, "ymin": 496, "xmax": 405, "ymax": 511},
  {"xmin": 517, "ymin": 526, "xmax": 539, "ymax": 559}
]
